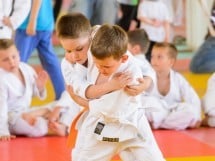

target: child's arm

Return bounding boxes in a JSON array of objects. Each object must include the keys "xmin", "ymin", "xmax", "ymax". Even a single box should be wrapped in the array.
[
  {"xmin": 124, "ymin": 76, "xmax": 152, "ymax": 96},
  {"xmin": 48, "ymin": 106, "xmax": 62, "ymax": 122},
  {"xmin": 26, "ymin": 0, "xmax": 41, "ymax": 35},
  {"xmin": 85, "ymin": 72, "xmax": 132, "ymax": 99},
  {"xmin": 67, "ymin": 85, "xmax": 89, "ymax": 108},
  {"xmin": 22, "ymin": 108, "xmax": 51, "ymax": 125},
  {"xmin": 35, "ymin": 70, "xmax": 48, "ymax": 94}
]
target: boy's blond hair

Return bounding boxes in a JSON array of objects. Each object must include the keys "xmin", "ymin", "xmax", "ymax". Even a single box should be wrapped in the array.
[
  {"xmin": 127, "ymin": 29, "xmax": 150, "ymax": 54},
  {"xmin": 56, "ymin": 13, "xmax": 91, "ymax": 39},
  {"xmin": 153, "ymin": 42, "xmax": 178, "ymax": 60},
  {"xmin": 91, "ymin": 24, "xmax": 128, "ymax": 60},
  {"xmin": 0, "ymin": 39, "xmax": 14, "ymax": 50}
]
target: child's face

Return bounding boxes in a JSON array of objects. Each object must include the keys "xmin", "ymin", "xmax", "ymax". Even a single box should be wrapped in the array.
[
  {"xmin": 60, "ymin": 37, "xmax": 90, "ymax": 65},
  {"xmin": 151, "ymin": 47, "xmax": 174, "ymax": 72},
  {"xmin": 92, "ymin": 55, "xmax": 128, "ymax": 76},
  {"xmin": 0, "ymin": 45, "xmax": 20, "ymax": 72}
]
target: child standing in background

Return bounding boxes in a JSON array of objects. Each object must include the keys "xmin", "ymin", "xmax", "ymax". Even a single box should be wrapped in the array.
[
  {"xmin": 14, "ymin": 0, "xmax": 65, "ymax": 100},
  {"xmin": 145, "ymin": 42, "xmax": 202, "ymax": 130},
  {"xmin": 137, "ymin": 0, "xmax": 171, "ymax": 62}
]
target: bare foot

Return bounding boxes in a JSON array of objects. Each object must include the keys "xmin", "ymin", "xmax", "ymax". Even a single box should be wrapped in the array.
[
  {"xmin": 48, "ymin": 121, "xmax": 68, "ymax": 136},
  {"xmin": 22, "ymin": 113, "xmax": 36, "ymax": 125},
  {"xmin": 0, "ymin": 135, "xmax": 16, "ymax": 141}
]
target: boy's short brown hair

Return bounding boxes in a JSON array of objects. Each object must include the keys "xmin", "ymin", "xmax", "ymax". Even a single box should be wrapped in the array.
[
  {"xmin": 56, "ymin": 13, "xmax": 91, "ymax": 39},
  {"xmin": 0, "ymin": 39, "xmax": 14, "ymax": 50},
  {"xmin": 153, "ymin": 42, "xmax": 178, "ymax": 60},
  {"xmin": 127, "ymin": 29, "xmax": 150, "ymax": 54},
  {"xmin": 91, "ymin": 24, "xmax": 128, "ymax": 60}
]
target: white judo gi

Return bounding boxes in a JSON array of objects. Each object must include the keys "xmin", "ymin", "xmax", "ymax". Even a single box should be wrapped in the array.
[
  {"xmin": 72, "ymin": 52, "xmax": 165, "ymax": 161},
  {"xmin": 137, "ymin": 0, "xmax": 170, "ymax": 42},
  {"xmin": 0, "ymin": 62, "xmax": 47, "ymax": 137},
  {"xmin": 0, "ymin": 0, "xmax": 31, "ymax": 38},
  {"xmin": 145, "ymin": 70, "xmax": 201, "ymax": 130},
  {"xmin": 202, "ymin": 73, "xmax": 215, "ymax": 127},
  {"xmin": 54, "ymin": 58, "xmax": 88, "ymax": 131}
]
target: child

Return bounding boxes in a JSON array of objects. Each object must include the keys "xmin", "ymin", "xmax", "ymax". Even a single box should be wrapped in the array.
[
  {"xmin": 137, "ymin": 0, "xmax": 171, "ymax": 62},
  {"xmin": 127, "ymin": 28, "xmax": 154, "ymax": 78},
  {"xmin": 71, "ymin": 24, "xmax": 165, "ymax": 161},
  {"xmin": 202, "ymin": 73, "xmax": 215, "ymax": 127},
  {"xmin": 57, "ymin": 13, "xmax": 163, "ymax": 160},
  {"xmin": 145, "ymin": 42, "xmax": 202, "ymax": 130},
  {"xmin": 14, "ymin": 0, "xmax": 65, "ymax": 100},
  {"xmin": 0, "ymin": 39, "xmax": 48, "ymax": 141},
  {"xmin": 54, "ymin": 13, "xmax": 135, "ymax": 137}
]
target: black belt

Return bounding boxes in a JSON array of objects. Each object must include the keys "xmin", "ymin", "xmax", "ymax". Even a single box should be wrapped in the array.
[
  {"xmin": 102, "ymin": 137, "xmax": 119, "ymax": 142},
  {"xmin": 94, "ymin": 122, "xmax": 119, "ymax": 142},
  {"xmin": 0, "ymin": 26, "xmax": 3, "ymax": 29}
]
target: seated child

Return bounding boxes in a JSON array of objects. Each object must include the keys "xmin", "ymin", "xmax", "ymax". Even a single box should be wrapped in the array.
[
  {"xmin": 0, "ymin": 39, "xmax": 48, "ymax": 141},
  {"xmin": 0, "ymin": 39, "xmax": 77, "ymax": 139},
  {"xmin": 202, "ymin": 73, "xmax": 215, "ymax": 127},
  {"xmin": 145, "ymin": 42, "xmax": 202, "ymax": 130}
]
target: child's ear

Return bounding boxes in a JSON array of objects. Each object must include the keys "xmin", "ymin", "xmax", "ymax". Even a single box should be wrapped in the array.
[
  {"xmin": 121, "ymin": 54, "xmax": 128, "ymax": 63},
  {"xmin": 133, "ymin": 44, "xmax": 140, "ymax": 54},
  {"xmin": 170, "ymin": 58, "xmax": 176, "ymax": 67}
]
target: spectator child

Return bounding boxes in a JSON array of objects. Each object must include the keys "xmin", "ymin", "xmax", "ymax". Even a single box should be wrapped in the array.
[
  {"xmin": 137, "ymin": 0, "xmax": 171, "ymax": 62},
  {"xmin": 0, "ymin": 39, "xmax": 48, "ymax": 140},
  {"xmin": 146, "ymin": 42, "xmax": 202, "ymax": 130},
  {"xmin": 202, "ymin": 73, "xmax": 215, "ymax": 127}
]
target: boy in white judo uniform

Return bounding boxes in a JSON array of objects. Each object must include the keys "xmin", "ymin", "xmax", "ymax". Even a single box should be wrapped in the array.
[
  {"xmin": 69, "ymin": 24, "xmax": 165, "ymax": 161},
  {"xmin": 202, "ymin": 73, "xmax": 215, "ymax": 127},
  {"xmin": 0, "ymin": 39, "xmax": 49, "ymax": 141},
  {"xmin": 145, "ymin": 42, "xmax": 202, "ymax": 130},
  {"xmin": 0, "ymin": 0, "xmax": 31, "ymax": 38},
  {"xmin": 53, "ymin": 13, "xmax": 133, "ymax": 137},
  {"xmin": 57, "ymin": 13, "xmax": 163, "ymax": 161}
]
